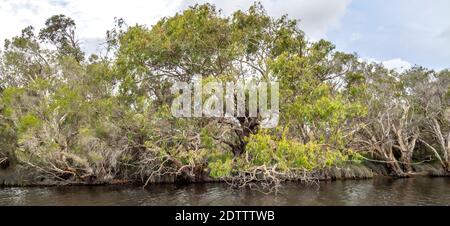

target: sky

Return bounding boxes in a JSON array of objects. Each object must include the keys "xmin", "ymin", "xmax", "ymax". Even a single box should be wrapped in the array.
[{"xmin": 0, "ymin": 0, "xmax": 449, "ymax": 71}]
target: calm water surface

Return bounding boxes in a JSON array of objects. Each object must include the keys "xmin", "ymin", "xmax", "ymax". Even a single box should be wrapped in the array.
[{"xmin": 0, "ymin": 177, "xmax": 449, "ymax": 206}]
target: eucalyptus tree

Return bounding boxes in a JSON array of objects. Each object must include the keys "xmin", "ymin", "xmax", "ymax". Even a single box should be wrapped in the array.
[
  {"xmin": 39, "ymin": 14, "xmax": 85, "ymax": 62},
  {"xmin": 404, "ymin": 68, "xmax": 450, "ymax": 172}
]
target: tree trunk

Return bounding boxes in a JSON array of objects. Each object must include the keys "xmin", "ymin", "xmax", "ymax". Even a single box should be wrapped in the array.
[
  {"xmin": 445, "ymin": 132, "xmax": 450, "ymax": 172},
  {"xmin": 387, "ymin": 151, "xmax": 405, "ymax": 177},
  {"xmin": 431, "ymin": 118, "xmax": 450, "ymax": 172},
  {"xmin": 232, "ymin": 116, "xmax": 259, "ymax": 157},
  {"xmin": 400, "ymin": 152, "xmax": 413, "ymax": 173}
]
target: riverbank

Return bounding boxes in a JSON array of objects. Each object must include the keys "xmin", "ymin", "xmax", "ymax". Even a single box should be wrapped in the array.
[{"xmin": 1, "ymin": 162, "xmax": 448, "ymax": 187}]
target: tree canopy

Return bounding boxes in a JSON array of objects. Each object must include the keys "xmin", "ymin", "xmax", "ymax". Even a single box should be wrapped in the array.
[{"xmin": 1, "ymin": 3, "xmax": 448, "ymax": 192}]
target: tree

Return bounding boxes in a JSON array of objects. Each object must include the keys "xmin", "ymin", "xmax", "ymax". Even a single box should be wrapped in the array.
[
  {"xmin": 39, "ymin": 15, "xmax": 85, "ymax": 62},
  {"xmin": 1, "ymin": 26, "xmax": 53, "ymax": 87},
  {"xmin": 405, "ymin": 68, "xmax": 450, "ymax": 172},
  {"xmin": 352, "ymin": 64, "xmax": 406, "ymax": 176}
]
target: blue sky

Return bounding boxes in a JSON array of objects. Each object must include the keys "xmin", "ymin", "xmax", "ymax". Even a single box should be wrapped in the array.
[
  {"xmin": 326, "ymin": 0, "xmax": 450, "ymax": 70},
  {"xmin": 1, "ymin": 0, "xmax": 449, "ymax": 70}
]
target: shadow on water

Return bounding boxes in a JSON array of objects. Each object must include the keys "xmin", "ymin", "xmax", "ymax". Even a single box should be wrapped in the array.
[{"xmin": 0, "ymin": 177, "xmax": 449, "ymax": 206}]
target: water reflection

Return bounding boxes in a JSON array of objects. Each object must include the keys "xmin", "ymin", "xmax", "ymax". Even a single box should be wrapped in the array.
[{"xmin": 0, "ymin": 177, "xmax": 448, "ymax": 206}]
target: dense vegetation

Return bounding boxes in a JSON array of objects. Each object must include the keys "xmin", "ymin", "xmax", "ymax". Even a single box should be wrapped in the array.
[{"xmin": 0, "ymin": 3, "xmax": 449, "ymax": 192}]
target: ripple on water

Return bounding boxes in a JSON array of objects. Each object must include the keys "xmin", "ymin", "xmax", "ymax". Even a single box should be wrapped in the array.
[{"xmin": 0, "ymin": 177, "xmax": 449, "ymax": 206}]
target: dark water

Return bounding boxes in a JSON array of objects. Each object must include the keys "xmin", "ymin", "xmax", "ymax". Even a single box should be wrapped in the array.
[{"xmin": 0, "ymin": 177, "xmax": 449, "ymax": 206}]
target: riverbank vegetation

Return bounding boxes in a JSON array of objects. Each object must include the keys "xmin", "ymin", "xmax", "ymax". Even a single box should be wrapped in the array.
[{"xmin": 1, "ymin": 3, "xmax": 449, "ymax": 192}]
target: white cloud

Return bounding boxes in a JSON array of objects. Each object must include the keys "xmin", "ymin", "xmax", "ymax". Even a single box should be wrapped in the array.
[
  {"xmin": 186, "ymin": 0, "xmax": 352, "ymax": 40},
  {"xmin": 363, "ymin": 57, "xmax": 413, "ymax": 73},
  {"xmin": 0, "ymin": 0, "xmax": 183, "ymax": 49},
  {"xmin": 0, "ymin": 0, "xmax": 352, "ymax": 51},
  {"xmin": 382, "ymin": 58, "xmax": 413, "ymax": 72}
]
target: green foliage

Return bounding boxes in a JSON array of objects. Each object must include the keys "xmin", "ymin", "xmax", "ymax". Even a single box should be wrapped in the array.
[
  {"xmin": 0, "ymin": 105, "xmax": 17, "ymax": 167},
  {"xmin": 244, "ymin": 131, "xmax": 347, "ymax": 172},
  {"xmin": 0, "ymin": 3, "xmax": 447, "ymax": 187},
  {"xmin": 18, "ymin": 114, "xmax": 41, "ymax": 133},
  {"xmin": 209, "ymin": 158, "xmax": 233, "ymax": 178},
  {"xmin": 39, "ymin": 14, "xmax": 84, "ymax": 62}
]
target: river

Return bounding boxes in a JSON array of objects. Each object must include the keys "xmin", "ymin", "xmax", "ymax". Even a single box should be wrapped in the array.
[{"xmin": 0, "ymin": 177, "xmax": 449, "ymax": 206}]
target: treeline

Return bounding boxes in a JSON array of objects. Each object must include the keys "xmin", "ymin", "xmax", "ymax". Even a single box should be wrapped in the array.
[{"xmin": 0, "ymin": 3, "xmax": 448, "ymax": 190}]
